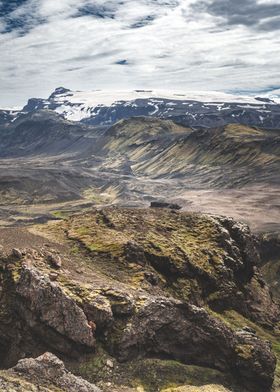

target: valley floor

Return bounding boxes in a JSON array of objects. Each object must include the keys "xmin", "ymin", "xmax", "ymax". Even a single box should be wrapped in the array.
[{"xmin": 1, "ymin": 177, "xmax": 279, "ymax": 234}]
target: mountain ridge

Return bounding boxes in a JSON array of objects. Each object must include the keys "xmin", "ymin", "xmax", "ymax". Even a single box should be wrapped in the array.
[
  {"xmin": 2, "ymin": 87, "xmax": 280, "ymax": 129},
  {"xmin": 0, "ymin": 111, "xmax": 279, "ymax": 233}
]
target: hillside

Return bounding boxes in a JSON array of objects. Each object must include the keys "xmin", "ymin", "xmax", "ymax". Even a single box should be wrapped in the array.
[{"xmin": 0, "ymin": 207, "xmax": 279, "ymax": 391}]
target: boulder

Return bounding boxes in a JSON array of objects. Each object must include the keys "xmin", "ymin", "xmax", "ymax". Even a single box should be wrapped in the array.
[
  {"xmin": 150, "ymin": 201, "xmax": 182, "ymax": 210},
  {"xmin": 12, "ymin": 248, "xmax": 23, "ymax": 259},
  {"xmin": 0, "ymin": 352, "xmax": 101, "ymax": 392},
  {"xmin": 46, "ymin": 252, "xmax": 62, "ymax": 268},
  {"xmin": 15, "ymin": 267, "xmax": 95, "ymax": 350}
]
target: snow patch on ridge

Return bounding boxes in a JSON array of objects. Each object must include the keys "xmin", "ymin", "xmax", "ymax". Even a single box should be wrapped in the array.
[{"xmin": 48, "ymin": 88, "xmax": 279, "ymax": 122}]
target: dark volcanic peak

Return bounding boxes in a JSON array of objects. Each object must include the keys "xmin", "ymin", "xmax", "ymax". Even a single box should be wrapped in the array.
[{"xmin": 48, "ymin": 86, "xmax": 72, "ymax": 99}]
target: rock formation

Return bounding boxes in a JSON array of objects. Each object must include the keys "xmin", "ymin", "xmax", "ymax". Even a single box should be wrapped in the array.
[
  {"xmin": 0, "ymin": 207, "xmax": 279, "ymax": 392},
  {"xmin": 0, "ymin": 352, "xmax": 100, "ymax": 392}
]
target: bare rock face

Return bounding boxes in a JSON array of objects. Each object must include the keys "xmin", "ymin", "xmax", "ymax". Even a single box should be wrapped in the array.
[
  {"xmin": 83, "ymin": 294, "xmax": 114, "ymax": 331},
  {"xmin": 234, "ymin": 328, "xmax": 275, "ymax": 391},
  {"xmin": 114, "ymin": 297, "xmax": 275, "ymax": 392},
  {"xmin": 15, "ymin": 267, "xmax": 95, "ymax": 352},
  {"xmin": 150, "ymin": 201, "xmax": 182, "ymax": 210},
  {"xmin": 0, "ymin": 352, "xmax": 101, "ymax": 392},
  {"xmin": 208, "ymin": 216, "xmax": 280, "ymax": 327}
]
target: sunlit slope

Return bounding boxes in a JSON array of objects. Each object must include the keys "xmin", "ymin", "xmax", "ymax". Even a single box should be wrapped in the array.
[{"xmin": 101, "ymin": 121, "xmax": 279, "ymax": 187}]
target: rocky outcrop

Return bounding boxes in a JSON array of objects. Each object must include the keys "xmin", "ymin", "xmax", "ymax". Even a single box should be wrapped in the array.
[
  {"xmin": 150, "ymin": 201, "xmax": 182, "ymax": 210},
  {"xmin": 16, "ymin": 267, "xmax": 95, "ymax": 349},
  {"xmin": 0, "ymin": 352, "xmax": 101, "ymax": 392},
  {"xmin": 258, "ymin": 233, "xmax": 280, "ymax": 301},
  {"xmin": 114, "ymin": 297, "xmax": 275, "ymax": 392},
  {"xmin": 0, "ymin": 255, "xmax": 96, "ymax": 367},
  {"xmin": 208, "ymin": 216, "xmax": 280, "ymax": 327},
  {"xmin": 67, "ymin": 208, "xmax": 280, "ymax": 328},
  {"xmin": 0, "ymin": 208, "xmax": 279, "ymax": 392}
]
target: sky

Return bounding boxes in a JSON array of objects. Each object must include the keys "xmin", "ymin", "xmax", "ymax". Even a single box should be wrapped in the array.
[{"xmin": 0, "ymin": 0, "xmax": 280, "ymax": 107}]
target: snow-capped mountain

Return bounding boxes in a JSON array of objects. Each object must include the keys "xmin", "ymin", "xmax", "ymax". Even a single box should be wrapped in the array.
[{"xmin": 16, "ymin": 87, "xmax": 280, "ymax": 128}]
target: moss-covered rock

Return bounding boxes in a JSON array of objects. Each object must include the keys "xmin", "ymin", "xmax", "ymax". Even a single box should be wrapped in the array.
[
  {"xmin": 0, "ymin": 208, "xmax": 279, "ymax": 392},
  {"xmin": 66, "ymin": 207, "xmax": 279, "ymax": 328}
]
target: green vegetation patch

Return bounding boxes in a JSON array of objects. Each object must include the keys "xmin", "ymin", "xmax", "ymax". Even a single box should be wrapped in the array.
[
  {"xmin": 70, "ymin": 355, "xmax": 228, "ymax": 392},
  {"xmin": 66, "ymin": 208, "xmax": 227, "ymax": 280}
]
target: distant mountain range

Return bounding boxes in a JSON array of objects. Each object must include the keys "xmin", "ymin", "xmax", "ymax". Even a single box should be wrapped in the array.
[
  {"xmin": 1, "ymin": 87, "xmax": 280, "ymax": 128},
  {"xmin": 0, "ymin": 109, "xmax": 279, "ymax": 232}
]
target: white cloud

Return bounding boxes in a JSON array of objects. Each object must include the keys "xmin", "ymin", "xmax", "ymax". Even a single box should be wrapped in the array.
[{"xmin": 0, "ymin": 0, "xmax": 279, "ymax": 106}]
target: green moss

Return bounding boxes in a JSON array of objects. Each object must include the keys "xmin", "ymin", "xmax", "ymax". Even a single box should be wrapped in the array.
[
  {"xmin": 261, "ymin": 259, "xmax": 280, "ymax": 299},
  {"xmin": 57, "ymin": 275, "xmax": 92, "ymax": 304},
  {"xmin": 66, "ymin": 209, "xmax": 227, "ymax": 283},
  {"xmin": 170, "ymin": 278, "xmax": 200, "ymax": 302},
  {"xmin": 52, "ymin": 210, "xmax": 69, "ymax": 220},
  {"xmin": 87, "ymin": 241, "xmax": 123, "ymax": 255},
  {"xmin": 75, "ymin": 226, "xmax": 91, "ymax": 236},
  {"xmin": 69, "ymin": 355, "xmax": 228, "ymax": 392},
  {"xmin": 70, "ymin": 244, "xmax": 80, "ymax": 255},
  {"xmin": 83, "ymin": 188, "xmax": 107, "ymax": 203},
  {"xmin": 128, "ymin": 359, "xmax": 228, "ymax": 392}
]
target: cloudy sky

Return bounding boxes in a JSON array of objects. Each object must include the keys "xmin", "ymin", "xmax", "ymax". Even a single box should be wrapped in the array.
[{"xmin": 0, "ymin": 0, "xmax": 280, "ymax": 106}]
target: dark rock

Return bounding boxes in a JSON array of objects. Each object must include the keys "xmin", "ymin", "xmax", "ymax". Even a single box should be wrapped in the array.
[
  {"xmin": 150, "ymin": 201, "xmax": 182, "ymax": 210},
  {"xmin": 106, "ymin": 289, "xmax": 135, "ymax": 316},
  {"xmin": 240, "ymin": 326, "xmax": 257, "ymax": 335},
  {"xmin": 207, "ymin": 216, "xmax": 280, "ymax": 327},
  {"xmin": 9, "ymin": 352, "xmax": 101, "ymax": 391},
  {"xmin": 235, "ymin": 329, "xmax": 276, "ymax": 392},
  {"xmin": 144, "ymin": 271, "xmax": 159, "ymax": 285},
  {"xmin": 258, "ymin": 233, "xmax": 280, "ymax": 263},
  {"xmin": 46, "ymin": 252, "xmax": 62, "ymax": 269},
  {"xmin": 15, "ymin": 267, "xmax": 95, "ymax": 350},
  {"xmin": 114, "ymin": 297, "xmax": 276, "ymax": 392},
  {"xmin": 12, "ymin": 248, "xmax": 23, "ymax": 259},
  {"xmin": 124, "ymin": 241, "xmax": 147, "ymax": 265}
]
